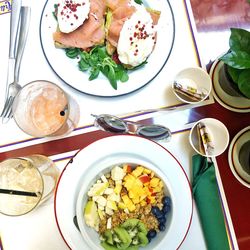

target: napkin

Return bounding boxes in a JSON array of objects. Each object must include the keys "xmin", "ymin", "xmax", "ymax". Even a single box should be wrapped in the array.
[{"xmin": 192, "ymin": 154, "xmax": 230, "ymax": 250}]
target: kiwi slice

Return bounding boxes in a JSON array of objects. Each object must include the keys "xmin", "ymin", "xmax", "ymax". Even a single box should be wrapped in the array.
[
  {"xmin": 132, "ymin": 232, "xmax": 149, "ymax": 247},
  {"xmin": 126, "ymin": 246, "xmax": 139, "ymax": 250},
  {"xmin": 121, "ymin": 219, "xmax": 148, "ymax": 237},
  {"xmin": 113, "ymin": 227, "xmax": 132, "ymax": 249},
  {"xmin": 103, "ymin": 230, "xmax": 114, "ymax": 245},
  {"xmin": 136, "ymin": 221, "xmax": 148, "ymax": 235},
  {"xmin": 101, "ymin": 242, "xmax": 119, "ymax": 250},
  {"xmin": 121, "ymin": 218, "xmax": 139, "ymax": 238}
]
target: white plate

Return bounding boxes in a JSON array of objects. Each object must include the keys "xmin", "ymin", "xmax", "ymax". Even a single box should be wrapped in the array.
[
  {"xmin": 228, "ymin": 126, "xmax": 250, "ymax": 188},
  {"xmin": 209, "ymin": 59, "xmax": 250, "ymax": 113},
  {"xmin": 54, "ymin": 135, "xmax": 193, "ymax": 250},
  {"xmin": 39, "ymin": 0, "xmax": 175, "ymax": 97},
  {"xmin": 189, "ymin": 118, "xmax": 230, "ymax": 157}
]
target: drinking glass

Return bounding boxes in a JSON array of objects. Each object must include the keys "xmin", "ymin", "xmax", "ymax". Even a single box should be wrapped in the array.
[
  {"xmin": 12, "ymin": 80, "xmax": 80, "ymax": 137},
  {"xmin": 0, "ymin": 155, "xmax": 59, "ymax": 216}
]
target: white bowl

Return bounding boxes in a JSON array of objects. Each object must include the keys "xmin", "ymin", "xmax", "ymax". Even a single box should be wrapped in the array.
[
  {"xmin": 77, "ymin": 158, "xmax": 173, "ymax": 250},
  {"xmin": 189, "ymin": 118, "xmax": 230, "ymax": 157},
  {"xmin": 59, "ymin": 135, "xmax": 193, "ymax": 250},
  {"xmin": 172, "ymin": 67, "xmax": 212, "ymax": 104}
]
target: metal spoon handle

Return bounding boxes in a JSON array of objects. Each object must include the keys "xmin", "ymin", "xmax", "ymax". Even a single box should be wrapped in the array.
[
  {"xmin": 14, "ymin": 6, "xmax": 31, "ymax": 83},
  {"xmin": 9, "ymin": 0, "xmax": 22, "ymax": 59}
]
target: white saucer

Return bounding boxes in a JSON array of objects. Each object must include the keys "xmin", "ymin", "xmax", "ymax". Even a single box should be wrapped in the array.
[
  {"xmin": 228, "ymin": 126, "xmax": 250, "ymax": 188},
  {"xmin": 209, "ymin": 60, "xmax": 250, "ymax": 113},
  {"xmin": 189, "ymin": 118, "xmax": 230, "ymax": 157}
]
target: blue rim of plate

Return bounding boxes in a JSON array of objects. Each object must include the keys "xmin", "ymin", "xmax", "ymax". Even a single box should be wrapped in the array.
[{"xmin": 39, "ymin": 0, "xmax": 175, "ymax": 97}]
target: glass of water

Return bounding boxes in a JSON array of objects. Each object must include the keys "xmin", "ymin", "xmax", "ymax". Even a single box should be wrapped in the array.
[{"xmin": 0, "ymin": 155, "xmax": 59, "ymax": 216}]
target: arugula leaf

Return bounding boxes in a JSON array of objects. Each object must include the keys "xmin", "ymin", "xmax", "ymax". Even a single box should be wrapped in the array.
[
  {"xmin": 66, "ymin": 46, "xmax": 129, "ymax": 89},
  {"xmin": 65, "ymin": 48, "xmax": 80, "ymax": 59},
  {"xmin": 220, "ymin": 50, "xmax": 250, "ymax": 69},
  {"xmin": 89, "ymin": 67, "xmax": 100, "ymax": 81},
  {"xmin": 238, "ymin": 69, "xmax": 250, "ymax": 98},
  {"xmin": 78, "ymin": 59, "xmax": 89, "ymax": 71},
  {"xmin": 229, "ymin": 28, "xmax": 250, "ymax": 54}
]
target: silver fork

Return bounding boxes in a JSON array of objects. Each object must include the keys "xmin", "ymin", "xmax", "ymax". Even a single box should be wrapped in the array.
[{"xmin": 1, "ymin": 6, "xmax": 31, "ymax": 122}]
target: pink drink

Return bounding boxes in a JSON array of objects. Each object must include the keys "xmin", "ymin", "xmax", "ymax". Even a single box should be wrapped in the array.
[
  {"xmin": 12, "ymin": 80, "xmax": 80, "ymax": 137},
  {"xmin": 30, "ymin": 83, "xmax": 68, "ymax": 135}
]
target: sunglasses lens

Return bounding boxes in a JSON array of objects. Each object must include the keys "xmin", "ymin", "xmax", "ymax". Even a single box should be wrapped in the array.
[
  {"xmin": 137, "ymin": 125, "xmax": 171, "ymax": 141},
  {"xmin": 95, "ymin": 115, "xmax": 127, "ymax": 133}
]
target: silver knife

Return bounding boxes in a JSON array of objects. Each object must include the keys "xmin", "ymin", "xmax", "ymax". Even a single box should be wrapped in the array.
[{"xmin": 4, "ymin": 0, "xmax": 22, "ymax": 98}]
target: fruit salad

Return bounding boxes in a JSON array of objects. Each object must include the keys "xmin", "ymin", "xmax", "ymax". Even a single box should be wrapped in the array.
[{"xmin": 83, "ymin": 163, "xmax": 171, "ymax": 250}]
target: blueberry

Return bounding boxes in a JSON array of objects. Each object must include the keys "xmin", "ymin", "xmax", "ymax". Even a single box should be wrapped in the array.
[
  {"xmin": 162, "ymin": 204, "xmax": 171, "ymax": 214},
  {"xmin": 158, "ymin": 223, "xmax": 166, "ymax": 232},
  {"xmin": 147, "ymin": 229, "xmax": 157, "ymax": 240},
  {"xmin": 162, "ymin": 196, "xmax": 171, "ymax": 206},
  {"xmin": 158, "ymin": 216, "xmax": 167, "ymax": 225},
  {"xmin": 151, "ymin": 206, "xmax": 162, "ymax": 218}
]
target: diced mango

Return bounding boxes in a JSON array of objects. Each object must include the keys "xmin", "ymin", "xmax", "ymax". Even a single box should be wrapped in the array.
[
  {"xmin": 147, "ymin": 196, "xmax": 156, "ymax": 204},
  {"xmin": 132, "ymin": 166, "xmax": 144, "ymax": 177},
  {"xmin": 128, "ymin": 190, "xmax": 136, "ymax": 199},
  {"xmin": 139, "ymin": 194, "xmax": 147, "ymax": 201},
  {"xmin": 143, "ymin": 168, "xmax": 151, "ymax": 174},
  {"xmin": 132, "ymin": 197, "xmax": 140, "ymax": 204},
  {"xmin": 123, "ymin": 164, "xmax": 132, "ymax": 173},
  {"xmin": 153, "ymin": 186, "xmax": 162, "ymax": 193},
  {"xmin": 118, "ymin": 202, "xmax": 126, "ymax": 209},
  {"xmin": 140, "ymin": 200, "xmax": 147, "ymax": 206},
  {"xmin": 122, "ymin": 195, "xmax": 136, "ymax": 212},
  {"xmin": 136, "ymin": 187, "xmax": 146, "ymax": 196},
  {"xmin": 150, "ymin": 177, "xmax": 160, "ymax": 187},
  {"xmin": 159, "ymin": 180, "xmax": 164, "ymax": 188},
  {"xmin": 123, "ymin": 174, "xmax": 136, "ymax": 190}
]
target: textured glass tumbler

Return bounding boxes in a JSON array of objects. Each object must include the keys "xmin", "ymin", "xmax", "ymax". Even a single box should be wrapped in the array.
[
  {"xmin": 12, "ymin": 80, "xmax": 80, "ymax": 137},
  {"xmin": 0, "ymin": 155, "xmax": 59, "ymax": 216}
]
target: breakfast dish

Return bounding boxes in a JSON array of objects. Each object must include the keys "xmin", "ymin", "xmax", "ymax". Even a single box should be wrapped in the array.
[
  {"xmin": 40, "ymin": 0, "xmax": 175, "ymax": 96},
  {"xmin": 54, "ymin": 135, "xmax": 192, "ymax": 250},
  {"xmin": 209, "ymin": 59, "xmax": 250, "ymax": 113},
  {"xmin": 83, "ymin": 163, "xmax": 171, "ymax": 250}
]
